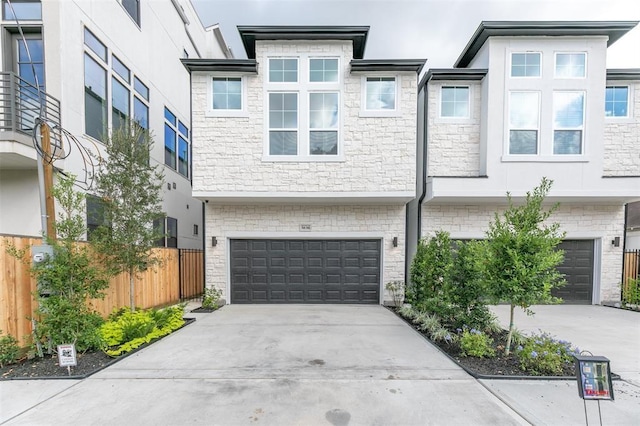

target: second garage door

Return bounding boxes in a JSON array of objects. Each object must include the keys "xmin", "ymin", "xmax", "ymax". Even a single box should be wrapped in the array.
[
  {"xmin": 230, "ymin": 239, "xmax": 381, "ymax": 304},
  {"xmin": 552, "ymin": 240, "xmax": 594, "ymax": 304}
]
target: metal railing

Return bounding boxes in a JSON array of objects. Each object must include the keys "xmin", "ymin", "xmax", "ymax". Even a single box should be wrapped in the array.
[{"xmin": 0, "ymin": 71, "xmax": 61, "ymax": 137}]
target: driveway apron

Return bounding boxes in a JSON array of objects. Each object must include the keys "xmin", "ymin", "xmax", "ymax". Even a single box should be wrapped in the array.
[{"xmin": 1, "ymin": 305, "xmax": 527, "ymax": 425}]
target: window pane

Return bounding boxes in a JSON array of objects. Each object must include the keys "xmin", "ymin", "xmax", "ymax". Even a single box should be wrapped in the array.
[
  {"xmin": 164, "ymin": 123, "xmax": 176, "ymax": 169},
  {"xmin": 122, "ymin": 0, "xmax": 140, "ymax": 26},
  {"xmin": 178, "ymin": 121, "xmax": 188, "ymax": 137},
  {"xmin": 554, "ymin": 92, "xmax": 584, "ymax": 128},
  {"xmin": 269, "ymin": 93, "xmax": 297, "ymax": 129},
  {"xmin": 309, "ymin": 58, "xmax": 338, "ymax": 82},
  {"xmin": 17, "ymin": 37, "xmax": 45, "ymax": 91},
  {"xmin": 511, "ymin": 53, "xmax": 540, "ymax": 77},
  {"xmin": 112, "ymin": 77, "xmax": 130, "ymax": 132},
  {"xmin": 554, "ymin": 130, "xmax": 582, "ymax": 154},
  {"xmin": 441, "ymin": 87, "xmax": 469, "ymax": 118},
  {"xmin": 366, "ymin": 77, "xmax": 396, "ymax": 110},
  {"xmin": 86, "ymin": 195, "xmax": 107, "ymax": 240},
  {"xmin": 164, "ymin": 107, "xmax": 176, "ymax": 125},
  {"xmin": 309, "ymin": 92, "xmax": 338, "ymax": 128},
  {"xmin": 84, "ymin": 28, "xmax": 107, "ymax": 61},
  {"xmin": 310, "ymin": 131, "xmax": 338, "ymax": 155},
  {"xmin": 112, "ymin": 55, "xmax": 130, "ymax": 82},
  {"xmin": 605, "ymin": 86, "xmax": 628, "ymax": 117},
  {"xmin": 166, "ymin": 217, "xmax": 177, "ymax": 248},
  {"xmin": 269, "ymin": 58, "xmax": 298, "ymax": 82},
  {"xmin": 212, "ymin": 77, "xmax": 242, "ymax": 110},
  {"xmin": 3, "ymin": 0, "xmax": 42, "ymax": 20},
  {"xmin": 84, "ymin": 54, "xmax": 107, "ymax": 141},
  {"xmin": 178, "ymin": 136, "xmax": 188, "ymax": 177},
  {"xmin": 556, "ymin": 53, "xmax": 586, "ymax": 78},
  {"xmin": 134, "ymin": 76, "xmax": 149, "ymax": 100},
  {"xmin": 134, "ymin": 97, "xmax": 148, "ymax": 129},
  {"xmin": 509, "ymin": 130, "xmax": 538, "ymax": 154},
  {"xmin": 509, "ymin": 92, "xmax": 539, "ymax": 128},
  {"xmin": 269, "ymin": 131, "xmax": 297, "ymax": 155}
]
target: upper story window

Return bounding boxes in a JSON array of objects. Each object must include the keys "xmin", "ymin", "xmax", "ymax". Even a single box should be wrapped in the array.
[
  {"xmin": 309, "ymin": 92, "xmax": 338, "ymax": 155},
  {"xmin": 2, "ymin": 0, "xmax": 41, "ymax": 21},
  {"xmin": 511, "ymin": 52, "xmax": 541, "ymax": 77},
  {"xmin": 553, "ymin": 91, "xmax": 584, "ymax": 154},
  {"xmin": 120, "ymin": 0, "xmax": 140, "ymax": 26},
  {"xmin": 555, "ymin": 53, "xmax": 586, "ymax": 78},
  {"xmin": 269, "ymin": 58, "xmax": 298, "ymax": 82},
  {"xmin": 508, "ymin": 91, "xmax": 540, "ymax": 155},
  {"xmin": 309, "ymin": 58, "xmax": 338, "ymax": 82},
  {"xmin": 212, "ymin": 77, "xmax": 242, "ymax": 110},
  {"xmin": 440, "ymin": 86, "xmax": 469, "ymax": 118},
  {"xmin": 84, "ymin": 27, "xmax": 149, "ymax": 142},
  {"xmin": 365, "ymin": 77, "xmax": 396, "ymax": 110},
  {"xmin": 605, "ymin": 86, "xmax": 629, "ymax": 118},
  {"xmin": 164, "ymin": 106, "xmax": 190, "ymax": 177},
  {"xmin": 268, "ymin": 92, "xmax": 298, "ymax": 155}
]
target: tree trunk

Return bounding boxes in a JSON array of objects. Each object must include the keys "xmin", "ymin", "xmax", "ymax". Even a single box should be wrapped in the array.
[
  {"xmin": 129, "ymin": 268, "xmax": 135, "ymax": 311},
  {"xmin": 505, "ymin": 304, "xmax": 515, "ymax": 355}
]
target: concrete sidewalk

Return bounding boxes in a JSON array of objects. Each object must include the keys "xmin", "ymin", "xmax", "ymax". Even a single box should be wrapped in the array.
[{"xmin": 1, "ymin": 304, "xmax": 638, "ymax": 425}]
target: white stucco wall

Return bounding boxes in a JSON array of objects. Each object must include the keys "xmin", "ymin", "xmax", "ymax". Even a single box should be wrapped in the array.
[
  {"xmin": 420, "ymin": 202, "xmax": 626, "ymax": 303},
  {"xmin": 205, "ymin": 204, "xmax": 406, "ymax": 303},
  {"xmin": 191, "ymin": 40, "xmax": 417, "ymax": 196},
  {"xmin": 604, "ymin": 81, "xmax": 640, "ymax": 176}
]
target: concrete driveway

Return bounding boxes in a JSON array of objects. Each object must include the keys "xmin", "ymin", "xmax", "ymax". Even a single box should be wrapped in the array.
[{"xmin": 1, "ymin": 305, "xmax": 527, "ymax": 425}]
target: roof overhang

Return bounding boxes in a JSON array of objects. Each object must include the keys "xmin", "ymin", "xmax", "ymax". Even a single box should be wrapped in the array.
[
  {"xmin": 350, "ymin": 59, "xmax": 426, "ymax": 74},
  {"xmin": 181, "ymin": 59, "xmax": 258, "ymax": 73},
  {"xmin": 419, "ymin": 68, "xmax": 488, "ymax": 89},
  {"xmin": 238, "ymin": 26, "xmax": 370, "ymax": 59},
  {"xmin": 455, "ymin": 21, "xmax": 639, "ymax": 68},
  {"xmin": 606, "ymin": 68, "xmax": 640, "ymax": 81}
]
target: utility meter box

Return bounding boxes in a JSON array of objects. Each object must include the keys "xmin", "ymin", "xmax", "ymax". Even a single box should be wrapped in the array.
[
  {"xmin": 573, "ymin": 354, "xmax": 614, "ymax": 400},
  {"xmin": 32, "ymin": 244, "xmax": 54, "ymax": 297}
]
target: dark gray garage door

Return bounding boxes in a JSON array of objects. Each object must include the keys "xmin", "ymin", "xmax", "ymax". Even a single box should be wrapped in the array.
[
  {"xmin": 230, "ymin": 239, "xmax": 381, "ymax": 304},
  {"xmin": 552, "ymin": 240, "xmax": 594, "ymax": 304}
]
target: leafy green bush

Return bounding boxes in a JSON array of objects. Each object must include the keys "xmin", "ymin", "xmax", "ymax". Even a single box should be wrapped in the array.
[
  {"xmin": 408, "ymin": 231, "xmax": 452, "ymax": 308},
  {"xmin": 459, "ymin": 328, "xmax": 495, "ymax": 358},
  {"xmin": 516, "ymin": 332, "xmax": 578, "ymax": 375},
  {"xmin": 202, "ymin": 287, "xmax": 222, "ymax": 310},
  {"xmin": 0, "ymin": 331, "xmax": 20, "ymax": 367},
  {"xmin": 623, "ymin": 277, "xmax": 640, "ymax": 305},
  {"xmin": 385, "ymin": 281, "xmax": 405, "ymax": 307},
  {"xmin": 100, "ymin": 305, "xmax": 185, "ymax": 357}
]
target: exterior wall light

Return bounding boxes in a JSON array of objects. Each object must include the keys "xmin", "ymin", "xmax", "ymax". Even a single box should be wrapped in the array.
[
  {"xmin": 611, "ymin": 237, "xmax": 620, "ymax": 247},
  {"xmin": 211, "ymin": 236, "xmax": 217, "ymax": 247},
  {"xmin": 393, "ymin": 237, "xmax": 398, "ymax": 247}
]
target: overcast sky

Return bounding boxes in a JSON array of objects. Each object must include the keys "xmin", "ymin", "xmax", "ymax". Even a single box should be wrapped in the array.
[{"xmin": 192, "ymin": 0, "xmax": 640, "ymax": 68}]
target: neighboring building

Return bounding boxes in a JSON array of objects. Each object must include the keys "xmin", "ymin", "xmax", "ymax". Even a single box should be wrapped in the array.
[
  {"xmin": 408, "ymin": 21, "xmax": 640, "ymax": 305},
  {"xmin": 183, "ymin": 26, "xmax": 424, "ymax": 304},
  {"xmin": 0, "ymin": 0, "xmax": 232, "ymax": 249}
]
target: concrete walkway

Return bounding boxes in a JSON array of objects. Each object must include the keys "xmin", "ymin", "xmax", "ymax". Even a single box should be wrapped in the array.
[{"xmin": 1, "ymin": 304, "xmax": 638, "ymax": 425}]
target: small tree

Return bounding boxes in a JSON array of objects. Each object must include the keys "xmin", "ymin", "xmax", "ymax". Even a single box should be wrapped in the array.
[
  {"xmin": 408, "ymin": 231, "xmax": 453, "ymax": 309},
  {"xmin": 91, "ymin": 126, "xmax": 165, "ymax": 311},
  {"xmin": 483, "ymin": 178, "xmax": 566, "ymax": 355}
]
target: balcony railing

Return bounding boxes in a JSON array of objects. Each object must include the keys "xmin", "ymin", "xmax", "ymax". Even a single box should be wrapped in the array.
[{"xmin": 0, "ymin": 71, "xmax": 61, "ymax": 139}]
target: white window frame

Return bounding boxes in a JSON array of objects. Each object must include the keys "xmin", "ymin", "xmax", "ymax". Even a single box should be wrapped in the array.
[
  {"xmin": 359, "ymin": 75, "xmax": 399, "ymax": 117},
  {"xmin": 605, "ymin": 85, "xmax": 632, "ymax": 120},
  {"xmin": 263, "ymin": 54, "xmax": 344, "ymax": 162},
  {"xmin": 507, "ymin": 91, "xmax": 541, "ymax": 156},
  {"xmin": 554, "ymin": 52, "xmax": 587, "ymax": 79},
  {"xmin": 207, "ymin": 73, "xmax": 248, "ymax": 118},
  {"xmin": 510, "ymin": 52, "xmax": 542, "ymax": 78},
  {"xmin": 553, "ymin": 91, "xmax": 585, "ymax": 155},
  {"xmin": 439, "ymin": 85, "xmax": 471, "ymax": 119}
]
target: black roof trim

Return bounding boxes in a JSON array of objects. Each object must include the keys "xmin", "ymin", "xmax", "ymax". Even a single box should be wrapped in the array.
[
  {"xmin": 238, "ymin": 26, "xmax": 370, "ymax": 59},
  {"xmin": 419, "ymin": 68, "xmax": 488, "ymax": 89},
  {"xmin": 350, "ymin": 59, "xmax": 426, "ymax": 74},
  {"xmin": 181, "ymin": 59, "xmax": 258, "ymax": 73},
  {"xmin": 455, "ymin": 21, "xmax": 639, "ymax": 68},
  {"xmin": 606, "ymin": 68, "xmax": 640, "ymax": 81}
]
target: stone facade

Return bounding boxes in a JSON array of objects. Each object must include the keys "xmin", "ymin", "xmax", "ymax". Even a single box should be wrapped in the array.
[
  {"xmin": 427, "ymin": 81, "xmax": 482, "ymax": 176},
  {"xmin": 191, "ymin": 41, "xmax": 416, "ymax": 195},
  {"xmin": 205, "ymin": 204, "xmax": 406, "ymax": 303},
  {"xmin": 604, "ymin": 81, "xmax": 640, "ymax": 176},
  {"xmin": 421, "ymin": 203, "xmax": 626, "ymax": 302}
]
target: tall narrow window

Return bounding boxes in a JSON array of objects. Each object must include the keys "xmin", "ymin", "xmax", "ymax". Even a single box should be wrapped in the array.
[
  {"xmin": 365, "ymin": 77, "xmax": 396, "ymax": 110},
  {"xmin": 509, "ymin": 92, "xmax": 539, "ymax": 155},
  {"xmin": 440, "ymin": 86, "xmax": 469, "ymax": 118},
  {"xmin": 553, "ymin": 91, "xmax": 584, "ymax": 154},
  {"xmin": 269, "ymin": 58, "xmax": 298, "ymax": 82},
  {"xmin": 86, "ymin": 195, "xmax": 107, "ymax": 240},
  {"xmin": 84, "ymin": 54, "xmax": 107, "ymax": 141},
  {"xmin": 511, "ymin": 53, "xmax": 541, "ymax": 77},
  {"xmin": 555, "ymin": 53, "xmax": 586, "ymax": 78},
  {"xmin": 269, "ymin": 92, "xmax": 298, "ymax": 155},
  {"xmin": 309, "ymin": 92, "xmax": 338, "ymax": 155},
  {"xmin": 166, "ymin": 217, "xmax": 178, "ymax": 248},
  {"xmin": 605, "ymin": 86, "xmax": 629, "ymax": 118},
  {"xmin": 164, "ymin": 107, "xmax": 176, "ymax": 169},
  {"xmin": 212, "ymin": 77, "xmax": 242, "ymax": 110},
  {"xmin": 111, "ymin": 77, "xmax": 130, "ymax": 132},
  {"xmin": 121, "ymin": 0, "xmax": 140, "ymax": 26},
  {"xmin": 177, "ymin": 121, "xmax": 189, "ymax": 177}
]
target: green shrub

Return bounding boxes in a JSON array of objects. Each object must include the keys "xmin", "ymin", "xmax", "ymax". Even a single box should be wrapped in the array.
[
  {"xmin": 409, "ymin": 231, "xmax": 452, "ymax": 308},
  {"xmin": 623, "ymin": 278, "xmax": 640, "ymax": 305},
  {"xmin": 516, "ymin": 332, "xmax": 577, "ymax": 376},
  {"xmin": 202, "ymin": 287, "xmax": 222, "ymax": 310},
  {"xmin": 459, "ymin": 328, "xmax": 495, "ymax": 358},
  {"xmin": 0, "ymin": 331, "xmax": 20, "ymax": 367},
  {"xmin": 385, "ymin": 281, "xmax": 405, "ymax": 307},
  {"xmin": 397, "ymin": 305, "xmax": 418, "ymax": 320},
  {"xmin": 100, "ymin": 305, "xmax": 185, "ymax": 357}
]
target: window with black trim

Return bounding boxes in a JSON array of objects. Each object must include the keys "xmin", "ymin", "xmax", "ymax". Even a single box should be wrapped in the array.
[
  {"xmin": 164, "ymin": 106, "xmax": 190, "ymax": 177},
  {"xmin": 120, "ymin": 0, "xmax": 140, "ymax": 26}
]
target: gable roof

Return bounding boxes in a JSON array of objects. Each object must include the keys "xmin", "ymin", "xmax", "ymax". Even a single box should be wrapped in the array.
[
  {"xmin": 238, "ymin": 26, "xmax": 370, "ymax": 59},
  {"xmin": 455, "ymin": 21, "xmax": 639, "ymax": 68}
]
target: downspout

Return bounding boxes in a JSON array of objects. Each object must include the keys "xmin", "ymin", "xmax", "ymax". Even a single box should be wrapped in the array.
[
  {"xmin": 417, "ymin": 81, "xmax": 429, "ymax": 242},
  {"xmin": 621, "ymin": 203, "xmax": 628, "ymax": 301}
]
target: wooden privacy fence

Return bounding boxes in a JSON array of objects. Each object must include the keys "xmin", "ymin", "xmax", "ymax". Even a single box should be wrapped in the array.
[
  {"xmin": 623, "ymin": 249, "xmax": 640, "ymax": 300},
  {"xmin": 0, "ymin": 235, "xmax": 203, "ymax": 341}
]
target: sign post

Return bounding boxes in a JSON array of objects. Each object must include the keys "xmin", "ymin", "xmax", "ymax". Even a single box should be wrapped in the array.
[
  {"xmin": 573, "ymin": 354, "xmax": 614, "ymax": 426},
  {"xmin": 57, "ymin": 344, "xmax": 77, "ymax": 376}
]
